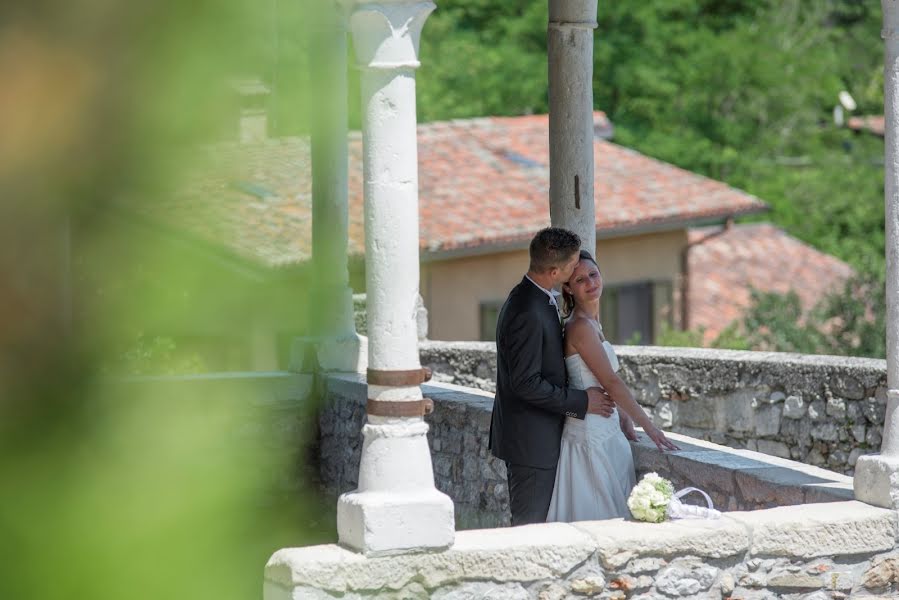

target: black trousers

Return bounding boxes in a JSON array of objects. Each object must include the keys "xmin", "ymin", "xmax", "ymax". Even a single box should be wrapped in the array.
[{"xmin": 505, "ymin": 461, "xmax": 558, "ymax": 526}]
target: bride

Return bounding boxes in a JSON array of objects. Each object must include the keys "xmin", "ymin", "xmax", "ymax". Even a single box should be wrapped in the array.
[{"xmin": 547, "ymin": 250, "xmax": 679, "ymax": 523}]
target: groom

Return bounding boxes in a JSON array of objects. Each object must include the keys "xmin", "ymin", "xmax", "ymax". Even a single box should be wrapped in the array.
[{"xmin": 489, "ymin": 227, "xmax": 615, "ymax": 526}]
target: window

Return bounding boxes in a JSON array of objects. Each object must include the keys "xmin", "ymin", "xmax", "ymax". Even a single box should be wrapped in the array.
[
  {"xmin": 479, "ymin": 281, "xmax": 673, "ymax": 345},
  {"xmin": 479, "ymin": 301, "xmax": 504, "ymax": 341},
  {"xmin": 601, "ymin": 281, "xmax": 673, "ymax": 345}
]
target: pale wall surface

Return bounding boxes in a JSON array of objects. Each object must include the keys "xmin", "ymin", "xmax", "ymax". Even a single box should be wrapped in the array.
[{"xmin": 422, "ymin": 230, "xmax": 687, "ymax": 341}]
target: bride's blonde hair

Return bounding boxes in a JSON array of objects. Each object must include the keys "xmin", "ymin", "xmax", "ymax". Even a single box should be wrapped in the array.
[{"xmin": 561, "ymin": 249, "xmax": 600, "ymax": 318}]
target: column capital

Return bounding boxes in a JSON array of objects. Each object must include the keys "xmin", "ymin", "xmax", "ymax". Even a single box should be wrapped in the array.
[{"xmin": 348, "ymin": 1, "xmax": 436, "ymax": 70}]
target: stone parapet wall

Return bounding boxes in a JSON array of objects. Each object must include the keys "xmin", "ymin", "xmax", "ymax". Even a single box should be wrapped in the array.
[
  {"xmin": 319, "ymin": 374, "xmax": 854, "ymax": 529},
  {"xmin": 265, "ymin": 501, "xmax": 899, "ymax": 600},
  {"xmin": 420, "ymin": 342, "xmax": 888, "ymax": 476}
]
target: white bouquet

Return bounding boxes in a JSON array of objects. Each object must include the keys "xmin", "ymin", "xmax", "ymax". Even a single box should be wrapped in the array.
[
  {"xmin": 627, "ymin": 473, "xmax": 723, "ymax": 522},
  {"xmin": 627, "ymin": 472, "xmax": 673, "ymax": 523}
]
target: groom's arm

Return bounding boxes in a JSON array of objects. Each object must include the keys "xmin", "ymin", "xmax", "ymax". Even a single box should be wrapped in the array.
[{"xmin": 503, "ymin": 309, "xmax": 588, "ymax": 417}]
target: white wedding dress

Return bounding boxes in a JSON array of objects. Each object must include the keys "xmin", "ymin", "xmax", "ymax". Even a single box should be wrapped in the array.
[{"xmin": 547, "ymin": 327, "xmax": 636, "ymax": 522}]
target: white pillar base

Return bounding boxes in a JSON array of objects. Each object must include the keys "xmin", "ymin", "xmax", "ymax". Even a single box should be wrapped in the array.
[
  {"xmin": 336, "ymin": 419, "xmax": 454, "ymax": 556},
  {"xmin": 853, "ymin": 453, "xmax": 899, "ymax": 509},
  {"xmin": 337, "ymin": 488, "xmax": 454, "ymax": 556}
]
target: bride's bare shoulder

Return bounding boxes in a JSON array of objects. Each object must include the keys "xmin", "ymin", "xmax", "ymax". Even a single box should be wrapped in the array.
[{"xmin": 564, "ymin": 316, "xmax": 595, "ymax": 340}]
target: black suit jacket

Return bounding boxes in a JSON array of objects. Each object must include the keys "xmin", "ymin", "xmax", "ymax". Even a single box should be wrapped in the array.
[{"xmin": 489, "ymin": 276, "xmax": 589, "ymax": 469}]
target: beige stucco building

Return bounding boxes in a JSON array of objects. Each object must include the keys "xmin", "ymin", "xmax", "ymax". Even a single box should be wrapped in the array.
[
  {"xmin": 423, "ymin": 230, "xmax": 686, "ymax": 343},
  {"xmin": 133, "ymin": 111, "xmax": 855, "ymax": 367}
]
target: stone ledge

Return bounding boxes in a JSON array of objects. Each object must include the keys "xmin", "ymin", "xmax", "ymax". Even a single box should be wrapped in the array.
[
  {"xmin": 264, "ymin": 523, "xmax": 597, "ymax": 593},
  {"xmin": 726, "ymin": 501, "xmax": 897, "ymax": 557},
  {"xmin": 265, "ymin": 502, "xmax": 899, "ymax": 597},
  {"xmin": 633, "ymin": 431, "xmax": 854, "ymax": 510},
  {"xmin": 573, "ymin": 517, "xmax": 749, "ymax": 569}
]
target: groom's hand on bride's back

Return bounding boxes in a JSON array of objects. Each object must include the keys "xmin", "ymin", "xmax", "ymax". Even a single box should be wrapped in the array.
[{"xmin": 586, "ymin": 387, "xmax": 615, "ymax": 418}]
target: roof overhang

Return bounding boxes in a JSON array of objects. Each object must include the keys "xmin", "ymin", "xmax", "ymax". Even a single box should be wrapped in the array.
[{"xmin": 419, "ymin": 205, "xmax": 768, "ymax": 263}]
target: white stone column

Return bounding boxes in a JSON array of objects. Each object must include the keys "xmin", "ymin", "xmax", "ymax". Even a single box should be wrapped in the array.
[
  {"xmin": 855, "ymin": 0, "xmax": 899, "ymax": 509},
  {"xmin": 336, "ymin": 0, "xmax": 454, "ymax": 556},
  {"xmin": 291, "ymin": 0, "xmax": 366, "ymax": 374},
  {"xmin": 547, "ymin": 0, "xmax": 597, "ymax": 251}
]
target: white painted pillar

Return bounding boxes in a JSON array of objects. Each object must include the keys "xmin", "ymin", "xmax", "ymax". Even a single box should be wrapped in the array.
[
  {"xmin": 547, "ymin": 0, "xmax": 597, "ymax": 252},
  {"xmin": 855, "ymin": 0, "xmax": 899, "ymax": 509},
  {"xmin": 292, "ymin": 0, "xmax": 366, "ymax": 373},
  {"xmin": 336, "ymin": 0, "xmax": 454, "ymax": 556}
]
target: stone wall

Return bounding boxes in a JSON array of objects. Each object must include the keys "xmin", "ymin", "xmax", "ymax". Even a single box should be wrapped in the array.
[
  {"xmin": 319, "ymin": 373, "xmax": 853, "ymax": 529},
  {"xmin": 265, "ymin": 501, "xmax": 899, "ymax": 600},
  {"xmin": 420, "ymin": 342, "xmax": 888, "ymax": 476}
]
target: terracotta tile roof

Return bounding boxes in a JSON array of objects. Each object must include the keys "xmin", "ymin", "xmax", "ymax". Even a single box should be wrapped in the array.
[
  {"xmin": 155, "ymin": 113, "xmax": 767, "ymax": 267},
  {"xmin": 687, "ymin": 223, "xmax": 853, "ymax": 342},
  {"xmin": 847, "ymin": 115, "xmax": 885, "ymax": 137}
]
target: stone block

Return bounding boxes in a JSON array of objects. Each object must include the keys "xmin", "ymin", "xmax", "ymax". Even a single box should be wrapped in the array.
[
  {"xmin": 766, "ymin": 573, "xmax": 822, "ymax": 589},
  {"xmin": 622, "ymin": 557, "xmax": 667, "ymax": 574},
  {"xmin": 756, "ymin": 439, "xmax": 791, "ymax": 459},
  {"xmin": 862, "ymin": 556, "xmax": 899, "ymax": 591},
  {"xmin": 867, "ymin": 427, "xmax": 883, "ymax": 447},
  {"xmin": 536, "ymin": 583, "xmax": 567, "ymax": 600},
  {"xmin": 726, "ymin": 501, "xmax": 897, "ymax": 558},
  {"xmin": 803, "ymin": 482, "xmax": 854, "ymax": 503},
  {"xmin": 654, "ymin": 563, "xmax": 718, "ymax": 596},
  {"xmin": 673, "ymin": 395, "xmax": 717, "ymax": 429},
  {"xmin": 783, "ymin": 395, "xmax": 805, "ymax": 419},
  {"xmin": 569, "ymin": 573, "xmax": 606, "ymax": 595},
  {"xmin": 826, "ymin": 396, "xmax": 847, "ymax": 419},
  {"xmin": 653, "ymin": 401, "xmax": 672, "ymax": 428},
  {"xmin": 574, "ymin": 518, "xmax": 748, "ymax": 569},
  {"xmin": 754, "ymin": 403, "xmax": 783, "ymax": 436},
  {"xmin": 667, "ymin": 451, "xmax": 760, "ymax": 496},
  {"xmin": 734, "ymin": 467, "xmax": 808, "ymax": 507},
  {"xmin": 810, "ymin": 423, "xmax": 839, "ymax": 442},
  {"xmin": 833, "ymin": 375, "xmax": 866, "ymax": 400},
  {"xmin": 808, "ymin": 399, "xmax": 825, "ymax": 420},
  {"xmin": 715, "ymin": 389, "xmax": 758, "ymax": 432},
  {"xmin": 864, "ymin": 398, "xmax": 885, "ymax": 424}
]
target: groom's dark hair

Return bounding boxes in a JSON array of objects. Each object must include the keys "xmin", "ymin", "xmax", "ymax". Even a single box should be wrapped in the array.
[{"xmin": 529, "ymin": 227, "xmax": 581, "ymax": 273}]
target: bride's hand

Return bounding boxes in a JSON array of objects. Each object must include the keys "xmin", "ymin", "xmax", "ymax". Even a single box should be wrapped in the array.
[
  {"xmin": 619, "ymin": 414, "xmax": 639, "ymax": 441},
  {"xmin": 646, "ymin": 424, "xmax": 680, "ymax": 452}
]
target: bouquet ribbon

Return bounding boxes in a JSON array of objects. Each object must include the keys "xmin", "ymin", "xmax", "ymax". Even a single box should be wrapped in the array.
[{"xmin": 667, "ymin": 487, "xmax": 722, "ymax": 520}]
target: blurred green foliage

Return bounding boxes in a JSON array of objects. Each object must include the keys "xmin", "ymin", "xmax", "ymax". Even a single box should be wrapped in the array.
[{"xmin": 0, "ymin": 1, "xmax": 334, "ymax": 599}]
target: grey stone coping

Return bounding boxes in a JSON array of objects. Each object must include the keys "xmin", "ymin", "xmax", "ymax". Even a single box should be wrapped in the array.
[
  {"xmin": 420, "ymin": 340, "xmax": 888, "ymax": 372},
  {"xmin": 633, "ymin": 431, "xmax": 854, "ymax": 507}
]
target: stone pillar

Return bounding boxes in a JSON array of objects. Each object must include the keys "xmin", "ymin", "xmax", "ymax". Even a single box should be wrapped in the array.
[
  {"xmin": 855, "ymin": 0, "xmax": 899, "ymax": 509},
  {"xmin": 292, "ymin": 0, "xmax": 366, "ymax": 373},
  {"xmin": 547, "ymin": 0, "xmax": 597, "ymax": 252},
  {"xmin": 336, "ymin": 0, "xmax": 454, "ymax": 556}
]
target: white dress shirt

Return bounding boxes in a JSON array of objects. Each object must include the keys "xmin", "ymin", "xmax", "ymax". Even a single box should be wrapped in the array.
[{"xmin": 525, "ymin": 274, "xmax": 563, "ymax": 320}]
